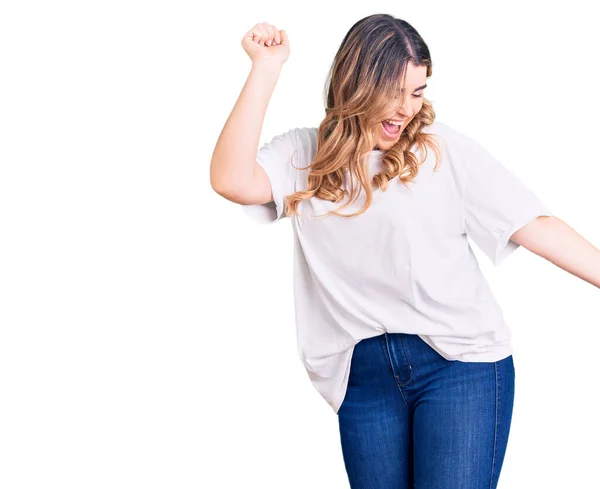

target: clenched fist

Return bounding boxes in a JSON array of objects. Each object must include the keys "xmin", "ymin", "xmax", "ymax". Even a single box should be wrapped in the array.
[{"xmin": 241, "ymin": 22, "xmax": 290, "ymax": 66}]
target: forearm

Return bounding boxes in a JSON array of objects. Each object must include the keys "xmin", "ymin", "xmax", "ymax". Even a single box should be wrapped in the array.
[
  {"xmin": 210, "ymin": 61, "xmax": 282, "ymax": 193},
  {"xmin": 512, "ymin": 215, "xmax": 600, "ymax": 288}
]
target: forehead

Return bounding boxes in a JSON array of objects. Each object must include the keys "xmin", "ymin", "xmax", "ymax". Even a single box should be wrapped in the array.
[{"xmin": 399, "ymin": 63, "xmax": 428, "ymax": 90}]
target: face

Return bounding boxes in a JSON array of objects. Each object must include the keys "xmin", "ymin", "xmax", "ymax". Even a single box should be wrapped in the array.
[{"xmin": 374, "ymin": 62, "xmax": 428, "ymax": 151}]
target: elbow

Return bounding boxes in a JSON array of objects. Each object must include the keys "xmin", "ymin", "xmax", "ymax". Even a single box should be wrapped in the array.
[
  {"xmin": 210, "ymin": 158, "xmax": 257, "ymax": 202},
  {"xmin": 210, "ymin": 171, "xmax": 239, "ymax": 202},
  {"xmin": 210, "ymin": 160, "xmax": 230, "ymax": 196},
  {"xmin": 210, "ymin": 175, "xmax": 226, "ymax": 196}
]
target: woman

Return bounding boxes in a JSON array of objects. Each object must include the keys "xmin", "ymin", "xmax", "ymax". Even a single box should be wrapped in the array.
[{"xmin": 210, "ymin": 14, "xmax": 600, "ymax": 489}]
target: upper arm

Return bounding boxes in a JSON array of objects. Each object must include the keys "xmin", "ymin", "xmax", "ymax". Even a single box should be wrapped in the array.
[
  {"xmin": 509, "ymin": 214, "xmax": 554, "ymax": 252},
  {"xmin": 240, "ymin": 128, "xmax": 301, "ymax": 224}
]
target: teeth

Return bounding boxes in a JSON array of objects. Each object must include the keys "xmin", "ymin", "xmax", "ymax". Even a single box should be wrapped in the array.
[{"xmin": 384, "ymin": 120, "xmax": 403, "ymax": 126}]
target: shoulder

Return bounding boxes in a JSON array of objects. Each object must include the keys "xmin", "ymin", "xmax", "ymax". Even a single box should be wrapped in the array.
[
  {"xmin": 264, "ymin": 126, "xmax": 317, "ymax": 151},
  {"xmin": 286, "ymin": 126, "xmax": 319, "ymax": 163},
  {"xmin": 293, "ymin": 126, "xmax": 318, "ymax": 149},
  {"xmin": 422, "ymin": 120, "xmax": 479, "ymax": 151},
  {"xmin": 423, "ymin": 120, "xmax": 497, "ymax": 172}
]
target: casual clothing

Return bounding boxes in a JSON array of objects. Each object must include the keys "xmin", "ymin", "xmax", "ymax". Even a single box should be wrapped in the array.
[
  {"xmin": 337, "ymin": 332, "xmax": 514, "ymax": 489},
  {"xmin": 241, "ymin": 121, "xmax": 552, "ymax": 414}
]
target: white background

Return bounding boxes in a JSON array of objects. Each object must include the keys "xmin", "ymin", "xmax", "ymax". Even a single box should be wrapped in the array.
[{"xmin": 1, "ymin": 1, "xmax": 599, "ymax": 488}]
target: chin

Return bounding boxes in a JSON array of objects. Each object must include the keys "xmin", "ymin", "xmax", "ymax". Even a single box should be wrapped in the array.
[{"xmin": 376, "ymin": 139, "xmax": 399, "ymax": 150}]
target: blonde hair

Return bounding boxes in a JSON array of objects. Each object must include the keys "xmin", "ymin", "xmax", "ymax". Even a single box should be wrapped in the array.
[{"xmin": 285, "ymin": 13, "xmax": 443, "ymax": 219}]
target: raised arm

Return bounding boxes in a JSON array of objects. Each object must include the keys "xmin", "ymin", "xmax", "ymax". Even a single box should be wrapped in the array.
[{"xmin": 210, "ymin": 22, "xmax": 290, "ymax": 204}]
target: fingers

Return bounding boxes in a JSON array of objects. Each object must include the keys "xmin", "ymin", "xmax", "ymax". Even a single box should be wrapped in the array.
[
  {"xmin": 261, "ymin": 23, "xmax": 272, "ymax": 45},
  {"xmin": 250, "ymin": 22, "xmax": 285, "ymax": 46},
  {"xmin": 262, "ymin": 23, "xmax": 275, "ymax": 46},
  {"xmin": 265, "ymin": 24, "xmax": 275, "ymax": 45},
  {"xmin": 253, "ymin": 24, "xmax": 268, "ymax": 45},
  {"xmin": 268, "ymin": 23, "xmax": 281, "ymax": 46}
]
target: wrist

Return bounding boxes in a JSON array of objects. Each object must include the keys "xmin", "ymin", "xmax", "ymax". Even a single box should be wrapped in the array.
[{"xmin": 251, "ymin": 59, "xmax": 283, "ymax": 75}]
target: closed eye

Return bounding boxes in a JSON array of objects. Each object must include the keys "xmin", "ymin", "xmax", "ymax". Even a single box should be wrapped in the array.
[{"xmin": 413, "ymin": 93, "xmax": 424, "ymax": 98}]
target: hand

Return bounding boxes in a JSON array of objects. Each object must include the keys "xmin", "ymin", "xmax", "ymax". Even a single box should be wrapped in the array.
[{"xmin": 241, "ymin": 22, "xmax": 290, "ymax": 67}]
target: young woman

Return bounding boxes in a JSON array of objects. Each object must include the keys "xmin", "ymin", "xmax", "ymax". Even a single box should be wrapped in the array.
[{"xmin": 210, "ymin": 13, "xmax": 600, "ymax": 489}]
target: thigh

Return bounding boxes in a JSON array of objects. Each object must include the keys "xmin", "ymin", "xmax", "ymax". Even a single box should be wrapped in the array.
[
  {"xmin": 412, "ymin": 354, "xmax": 515, "ymax": 489},
  {"xmin": 337, "ymin": 334, "xmax": 413, "ymax": 489}
]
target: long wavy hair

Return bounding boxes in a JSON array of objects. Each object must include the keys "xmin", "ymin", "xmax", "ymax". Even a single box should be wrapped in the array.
[{"xmin": 285, "ymin": 13, "xmax": 443, "ymax": 219}]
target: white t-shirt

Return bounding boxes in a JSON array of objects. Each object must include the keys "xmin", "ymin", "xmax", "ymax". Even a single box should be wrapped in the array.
[{"xmin": 241, "ymin": 120, "xmax": 553, "ymax": 414}]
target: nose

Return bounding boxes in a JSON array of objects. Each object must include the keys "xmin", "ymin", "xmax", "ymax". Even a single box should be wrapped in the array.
[
  {"xmin": 398, "ymin": 94, "xmax": 415, "ymax": 119},
  {"xmin": 397, "ymin": 95, "xmax": 415, "ymax": 119}
]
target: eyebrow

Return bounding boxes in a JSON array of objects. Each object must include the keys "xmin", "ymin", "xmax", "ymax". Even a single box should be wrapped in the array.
[{"xmin": 401, "ymin": 84, "xmax": 427, "ymax": 92}]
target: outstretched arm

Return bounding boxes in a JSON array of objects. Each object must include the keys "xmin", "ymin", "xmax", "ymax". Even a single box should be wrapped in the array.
[{"xmin": 510, "ymin": 215, "xmax": 600, "ymax": 288}]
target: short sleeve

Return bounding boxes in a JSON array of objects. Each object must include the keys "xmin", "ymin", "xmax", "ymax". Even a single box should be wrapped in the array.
[
  {"xmin": 464, "ymin": 141, "xmax": 553, "ymax": 266},
  {"xmin": 241, "ymin": 128, "xmax": 299, "ymax": 224}
]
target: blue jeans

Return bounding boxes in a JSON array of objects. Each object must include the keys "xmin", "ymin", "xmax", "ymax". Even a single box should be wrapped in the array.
[{"xmin": 337, "ymin": 332, "xmax": 515, "ymax": 489}]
